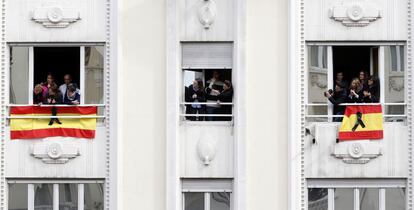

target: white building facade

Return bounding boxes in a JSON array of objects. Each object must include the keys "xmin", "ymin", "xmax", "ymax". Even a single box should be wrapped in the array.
[{"xmin": 2, "ymin": 0, "xmax": 414, "ymax": 209}]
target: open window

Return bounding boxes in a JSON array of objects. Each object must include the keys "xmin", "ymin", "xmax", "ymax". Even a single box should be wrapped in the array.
[
  {"xmin": 8, "ymin": 180, "xmax": 104, "ymax": 210},
  {"xmin": 182, "ymin": 179, "xmax": 232, "ymax": 210},
  {"xmin": 306, "ymin": 44, "xmax": 406, "ymax": 123},
  {"xmin": 9, "ymin": 45, "xmax": 104, "ymax": 105},
  {"xmin": 181, "ymin": 43, "xmax": 234, "ymax": 122}
]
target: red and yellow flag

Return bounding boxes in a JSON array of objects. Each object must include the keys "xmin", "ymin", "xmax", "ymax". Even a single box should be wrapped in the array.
[
  {"xmin": 10, "ymin": 106, "xmax": 97, "ymax": 139},
  {"xmin": 338, "ymin": 105, "xmax": 383, "ymax": 141}
]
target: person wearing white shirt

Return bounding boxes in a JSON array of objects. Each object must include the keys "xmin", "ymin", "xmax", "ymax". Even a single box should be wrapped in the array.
[{"xmin": 59, "ymin": 74, "xmax": 80, "ymax": 101}]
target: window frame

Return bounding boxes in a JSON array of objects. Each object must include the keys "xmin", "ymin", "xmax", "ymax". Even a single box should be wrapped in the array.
[
  {"xmin": 305, "ymin": 42, "xmax": 407, "ymax": 122},
  {"xmin": 307, "ymin": 178, "xmax": 407, "ymax": 210},
  {"xmin": 7, "ymin": 179, "xmax": 104, "ymax": 210},
  {"xmin": 182, "ymin": 179, "xmax": 233, "ymax": 210},
  {"xmin": 7, "ymin": 43, "xmax": 106, "ymax": 106},
  {"xmin": 179, "ymin": 42, "xmax": 235, "ymax": 123}
]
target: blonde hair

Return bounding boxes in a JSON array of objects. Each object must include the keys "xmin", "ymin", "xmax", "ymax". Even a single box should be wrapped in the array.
[{"xmin": 350, "ymin": 78, "xmax": 361, "ymax": 91}]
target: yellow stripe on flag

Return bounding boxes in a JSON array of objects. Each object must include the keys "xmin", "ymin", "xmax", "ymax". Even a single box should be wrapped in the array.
[
  {"xmin": 339, "ymin": 113, "xmax": 383, "ymax": 132},
  {"xmin": 10, "ymin": 118, "xmax": 96, "ymax": 131}
]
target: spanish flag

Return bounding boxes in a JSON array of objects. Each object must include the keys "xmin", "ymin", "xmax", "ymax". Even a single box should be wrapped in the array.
[
  {"xmin": 338, "ymin": 105, "xmax": 383, "ymax": 141},
  {"xmin": 10, "ymin": 106, "xmax": 97, "ymax": 139}
]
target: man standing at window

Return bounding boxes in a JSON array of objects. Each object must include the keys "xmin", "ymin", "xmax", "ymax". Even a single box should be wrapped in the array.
[{"xmin": 59, "ymin": 74, "xmax": 79, "ymax": 101}]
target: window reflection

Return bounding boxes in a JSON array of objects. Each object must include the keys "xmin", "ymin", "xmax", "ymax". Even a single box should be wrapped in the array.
[
  {"xmin": 308, "ymin": 188, "xmax": 328, "ymax": 210},
  {"xmin": 59, "ymin": 184, "xmax": 77, "ymax": 210},
  {"xmin": 210, "ymin": 192, "xmax": 230, "ymax": 210},
  {"xmin": 184, "ymin": 193, "xmax": 204, "ymax": 210},
  {"xmin": 34, "ymin": 184, "xmax": 53, "ymax": 210},
  {"xmin": 8, "ymin": 184, "xmax": 28, "ymax": 210},
  {"xmin": 84, "ymin": 183, "xmax": 104, "ymax": 210}
]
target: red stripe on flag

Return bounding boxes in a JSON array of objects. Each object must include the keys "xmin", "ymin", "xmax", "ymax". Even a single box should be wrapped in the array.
[
  {"xmin": 338, "ymin": 130, "xmax": 383, "ymax": 141},
  {"xmin": 343, "ymin": 105, "xmax": 382, "ymax": 117},
  {"xmin": 11, "ymin": 128, "xmax": 95, "ymax": 139},
  {"xmin": 11, "ymin": 106, "xmax": 97, "ymax": 115}
]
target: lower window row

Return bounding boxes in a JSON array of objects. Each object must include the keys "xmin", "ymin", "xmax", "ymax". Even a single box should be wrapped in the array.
[
  {"xmin": 8, "ymin": 182, "xmax": 104, "ymax": 210},
  {"xmin": 308, "ymin": 188, "xmax": 405, "ymax": 210}
]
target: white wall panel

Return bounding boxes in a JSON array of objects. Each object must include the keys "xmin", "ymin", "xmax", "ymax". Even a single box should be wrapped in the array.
[
  {"xmin": 180, "ymin": 123, "xmax": 234, "ymax": 178},
  {"xmin": 5, "ymin": 127, "xmax": 106, "ymax": 178},
  {"xmin": 6, "ymin": 0, "xmax": 106, "ymax": 42},
  {"xmin": 305, "ymin": 0, "xmax": 407, "ymax": 41},
  {"xmin": 305, "ymin": 123, "xmax": 408, "ymax": 178}
]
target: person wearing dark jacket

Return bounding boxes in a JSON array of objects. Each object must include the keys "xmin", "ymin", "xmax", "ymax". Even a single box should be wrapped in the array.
[
  {"xmin": 185, "ymin": 78, "xmax": 206, "ymax": 121},
  {"xmin": 217, "ymin": 80, "xmax": 234, "ymax": 121},
  {"xmin": 363, "ymin": 76, "xmax": 380, "ymax": 103},
  {"xmin": 347, "ymin": 78, "xmax": 364, "ymax": 103},
  {"xmin": 324, "ymin": 82, "xmax": 347, "ymax": 122}
]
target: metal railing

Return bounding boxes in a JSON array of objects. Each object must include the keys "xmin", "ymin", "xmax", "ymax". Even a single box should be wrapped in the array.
[{"xmin": 179, "ymin": 102, "xmax": 234, "ymax": 119}]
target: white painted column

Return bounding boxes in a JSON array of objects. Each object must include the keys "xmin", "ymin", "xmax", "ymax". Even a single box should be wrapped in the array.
[
  {"xmin": 80, "ymin": 46, "xmax": 85, "ymax": 104},
  {"xmin": 78, "ymin": 184, "xmax": 84, "ymax": 210},
  {"xmin": 328, "ymin": 188, "xmax": 335, "ymax": 210},
  {"xmin": 28, "ymin": 47, "xmax": 34, "ymax": 104},
  {"xmin": 53, "ymin": 184, "xmax": 59, "ymax": 210},
  {"xmin": 204, "ymin": 193, "xmax": 210, "ymax": 210},
  {"xmin": 379, "ymin": 188, "xmax": 386, "ymax": 210},
  {"xmin": 354, "ymin": 189, "xmax": 360, "ymax": 210},
  {"xmin": 379, "ymin": 46, "xmax": 385, "ymax": 105},
  {"xmin": 327, "ymin": 46, "xmax": 334, "ymax": 122},
  {"xmin": 28, "ymin": 184, "xmax": 35, "ymax": 210}
]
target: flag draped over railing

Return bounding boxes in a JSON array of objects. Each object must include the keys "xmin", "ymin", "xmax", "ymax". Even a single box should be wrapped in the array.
[
  {"xmin": 338, "ymin": 105, "xmax": 384, "ymax": 141},
  {"xmin": 10, "ymin": 106, "xmax": 97, "ymax": 139}
]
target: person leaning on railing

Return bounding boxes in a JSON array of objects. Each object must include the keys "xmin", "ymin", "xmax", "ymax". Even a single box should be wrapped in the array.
[
  {"xmin": 217, "ymin": 80, "xmax": 233, "ymax": 121},
  {"xmin": 324, "ymin": 82, "xmax": 347, "ymax": 122},
  {"xmin": 185, "ymin": 78, "xmax": 206, "ymax": 121}
]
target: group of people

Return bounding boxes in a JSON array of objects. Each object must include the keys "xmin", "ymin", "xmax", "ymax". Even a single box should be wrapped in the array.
[
  {"xmin": 185, "ymin": 70, "xmax": 233, "ymax": 121},
  {"xmin": 33, "ymin": 73, "xmax": 80, "ymax": 105},
  {"xmin": 323, "ymin": 70, "xmax": 380, "ymax": 119}
]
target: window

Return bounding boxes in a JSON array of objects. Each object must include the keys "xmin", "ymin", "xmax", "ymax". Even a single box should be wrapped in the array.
[
  {"xmin": 306, "ymin": 44, "xmax": 406, "ymax": 122},
  {"xmin": 307, "ymin": 179, "xmax": 406, "ymax": 210},
  {"xmin": 182, "ymin": 179, "xmax": 232, "ymax": 210},
  {"xmin": 181, "ymin": 43, "xmax": 234, "ymax": 122},
  {"xmin": 8, "ymin": 180, "xmax": 104, "ymax": 210},
  {"xmin": 9, "ymin": 45, "xmax": 104, "ymax": 105}
]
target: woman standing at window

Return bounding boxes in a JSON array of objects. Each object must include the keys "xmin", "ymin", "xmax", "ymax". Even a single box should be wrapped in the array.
[
  {"xmin": 218, "ymin": 80, "xmax": 233, "ymax": 121},
  {"xmin": 64, "ymin": 84, "xmax": 81, "ymax": 105},
  {"xmin": 347, "ymin": 78, "xmax": 364, "ymax": 103}
]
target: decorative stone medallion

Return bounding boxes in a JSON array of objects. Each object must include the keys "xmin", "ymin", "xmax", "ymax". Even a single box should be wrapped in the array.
[
  {"xmin": 330, "ymin": 2, "xmax": 381, "ymax": 27},
  {"xmin": 196, "ymin": 136, "xmax": 217, "ymax": 166},
  {"xmin": 31, "ymin": 142, "xmax": 80, "ymax": 164},
  {"xmin": 333, "ymin": 140, "xmax": 382, "ymax": 164},
  {"xmin": 32, "ymin": 5, "xmax": 81, "ymax": 28},
  {"xmin": 198, "ymin": 0, "xmax": 217, "ymax": 29}
]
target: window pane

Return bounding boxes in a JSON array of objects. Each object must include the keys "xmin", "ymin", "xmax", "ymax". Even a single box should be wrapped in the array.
[
  {"xmin": 34, "ymin": 184, "xmax": 53, "ymax": 210},
  {"xmin": 85, "ymin": 46, "xmax": 104, "ymax": 104},
  {"xmin": 400, "ymin": 46, "xmax": 405, "ymax": 72},
  {"xmin": 8, "ymin": 184, "xmax": 28, "ymax": 210},
  {"xmin": 210, "ymin": 192, "xmax": 230, "ymax": 210},
  {"xmin": 390, "ymin": 46, "xmax": 398, "ymax": 72},
  {"xmin": 386, "ymin": 188, "xmax": 405, "ymax": 210},
  {"xmin": 185, "ymin": 193, "xmax": 204, "ymax": 210},
  {"xmin": 334, "ymin": 188, "xmax": 354, "ymax": 210},
  {"xmin": 59, "ymin": 184, "xmax": 77, "ymax": 210},
  {"xmin": 308, "ymin": 46, "xmax": 328, "ymax": 116},
  {"xmin": 84, "ymin": 183, "xmax": 104, "ymax": 210},
  {"xmin": 384, "ymin": 46, "xmax": 405, "ymax": 104},
  {"xmin": 308, "ymin": 188, "xmax": 328, "ymax": 210},
  {"xmin": 10, "ymin": 47, "xmax": 29, "ymax": 104},
  {"xmin": 360, "ymin": 188, "xmax": 379, "ymax": 210}
]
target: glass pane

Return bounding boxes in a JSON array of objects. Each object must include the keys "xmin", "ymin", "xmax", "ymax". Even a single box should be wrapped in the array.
[
  {"xmin": 34, "ymin": 184, "xmax": 53, "ymax": 210},
  {"xmin": 400, "ymin": 46, "xmax": 405, "ymax": 72},
  {"xmin": 360, "ymin": 188, "xmax": 379, "ymax": 210},
  {"xmin": 308, "ymin": 188, "xmax": 328, "ymax": 210},
  {"xmin": 59, "ymin": 184, "xmax": 77, "ymax": 210},
  {"xmin": 85, "ymin": 46, "xmax": 104, "ymax": 104},
  {"xmin": 334, "ymin": 188, "xmax": 354, "ymax": 210},
  {"xmin": 84, "ymin": 183, "xmax": 104, "ymax": 210},
  {"xmin": 390, "ymin": 46, "xmax": 397, "ymax": 72},
  {"xmin": 384, "ymin": 46, "xmax": 405, "ymax": 103},
  {"xmin": 211, "ymin": 192, "xmax": 230, "ymax": 210},
  {"xmin": 8, "ymin": 184, "xmax": 28, "ymax": 210},
  {"xmin": 185, "ymin": 193, "xmax": 204, "ymax": 210},
  {"xmin": 308, "ymin": 46, "xmax": 328, "ymax": 113},
  {"xmin": 386, "ymin": 188, "xmax": 405, "ymax": 210},
  {"xmin": 10, "ymin": 47, "xmax": 29, "ymax": 104}
]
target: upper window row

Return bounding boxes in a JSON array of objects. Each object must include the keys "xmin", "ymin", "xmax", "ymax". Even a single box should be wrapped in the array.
[
  {"xmin": 307, "ymin": 45, "xmax": 406, "ymax": 122},
  {"xmin": 9, "ymin": 46, "xmax": 104, "ymax": 105}
]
